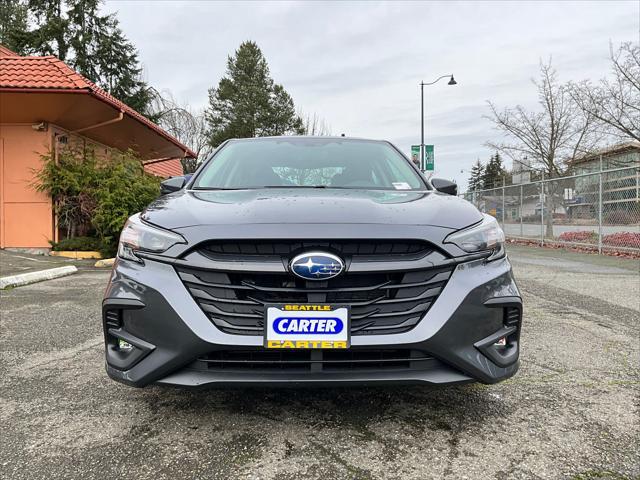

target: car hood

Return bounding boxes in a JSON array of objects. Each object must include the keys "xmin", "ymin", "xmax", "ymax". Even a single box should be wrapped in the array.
[{"xmin": 141, "ymin": 189, "xmax": 482, "ymax": 231}]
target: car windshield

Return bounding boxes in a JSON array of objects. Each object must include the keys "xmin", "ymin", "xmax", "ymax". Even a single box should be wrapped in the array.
[{"xmin": 192, "ymin": 138, "xmax": 427, "ymax": 191}]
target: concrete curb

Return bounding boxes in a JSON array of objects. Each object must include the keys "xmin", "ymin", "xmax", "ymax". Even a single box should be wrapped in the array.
[
  {"xmin": 0, "ymin": 266, "xmax": 78, "ymax": 289},
  {"xmin": 94, "ymin": 258, "xmax": 115, "ymax": 268},
  {"xmin": 51, "ymin": 251, "xmax": 102, "ymax": 259}
]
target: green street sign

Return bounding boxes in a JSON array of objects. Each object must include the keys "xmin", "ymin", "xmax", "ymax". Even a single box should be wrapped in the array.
[
  {"xmin": 410, "ymin": 145, "xmax": 420, "ymax": 166},
  {"xmin": 424, "ymin": 145, "xmax": 434, "ymax": 171}
]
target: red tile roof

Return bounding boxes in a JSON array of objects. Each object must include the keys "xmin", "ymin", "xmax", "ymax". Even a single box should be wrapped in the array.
[
  {"xmin": 143, "ymin": 158, "xmax": 184, "ymax": 178},
  {"xmin": 0, "ymin": 45, "xmax": 19, "ymax": 57},
  {"xmin": 0, "ymin": 56, "xmax": 87, "ymax": 88},
  {"xmin": 0, "ymin": 54, "xmax": 197, "ymax": 158}
]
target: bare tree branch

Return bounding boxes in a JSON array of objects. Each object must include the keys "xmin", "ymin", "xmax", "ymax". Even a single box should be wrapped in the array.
[
  {"xmin": 299, "ymin": 111, "xmax": 332, "ymax": 136},
  {"xmin": 569, "ymin": 42, "xmax": 640, "ymax": 142},
  {"xmin": 485, "ymin": 59, "xmax": 600, "ymax": 177},
  {"xmin": 148, "ymin": 88, "xmax": 211, "ymax": 172}
]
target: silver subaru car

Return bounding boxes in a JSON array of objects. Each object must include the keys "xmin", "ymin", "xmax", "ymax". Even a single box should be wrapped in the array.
[{"xmin": 103, "ymin": 137, "xmax": 522, "ymax": 388}]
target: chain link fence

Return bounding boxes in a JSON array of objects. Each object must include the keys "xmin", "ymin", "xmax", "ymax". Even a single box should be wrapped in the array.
[{"xmin": 462, "ymin": 165, "xmax": 640, "ymax": 254}]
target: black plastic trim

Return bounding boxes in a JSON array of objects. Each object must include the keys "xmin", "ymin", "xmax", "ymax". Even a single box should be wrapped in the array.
[
  {"xmin": 105, "ymin": 328, "xmax": 156, "ymax": 371},
  {"xmin": 483, "ymin": 296, "xmax": 522, "ymax": 308},
  {"xmin": 102, "ymin": 298, "xmax": 151, "ymax": 371},
  {"xmin": 474, "ymin": 326, "xmax": 519, "ymax": 368},
  {"xmin": 102, "ymin": 298, "xmax": 146, "ymax": 310}
]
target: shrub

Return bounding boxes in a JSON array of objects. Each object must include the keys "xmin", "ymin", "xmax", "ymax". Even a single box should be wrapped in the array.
[
  {"xmin": 558, "ymin": 231, "xmax": 598, "ymax": 243},
  {"xmin": 50, "ymin": 236, "xmax": 102, "ymax": 252},
  {"xmin": 91, "ymin": 156, "xmax": 161, "ymax": 255},
  {"xmin": 35, "ymin": 147, "xmax": 161, "ymax": 257},
  {"xmin": 602, "ymin": 232, "xmax": 640, "ymax": 248},
  {"xmin": 34, "ymin": 148, "xmax": 100, "ymax": 238}
]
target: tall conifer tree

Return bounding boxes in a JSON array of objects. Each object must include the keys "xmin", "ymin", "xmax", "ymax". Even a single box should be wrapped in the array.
[
  {"xmin": 468, "ymin": 159, "xmax": 485, "ymax": 192},
  {"xmin": 482, "ymin": 153, "xmax": 506, "ymax": 189},
  {"xmin": 0, "ymin": 0, "xmax": 154, "ymax": 117},
  {"xmin": 206, "ymin": 41, "xmax": 304, "ymax": 146}
]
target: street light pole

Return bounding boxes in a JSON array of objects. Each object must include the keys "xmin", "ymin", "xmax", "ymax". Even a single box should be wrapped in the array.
[
  {"xmin": 420, "ymin": 74, "xmax": 457, "ymax": 172},
  {"xmin": 421, "ymin": 83, "xmax": 425, "ymax": 171}
]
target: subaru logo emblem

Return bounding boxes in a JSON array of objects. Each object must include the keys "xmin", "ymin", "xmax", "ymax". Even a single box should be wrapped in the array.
[{"xmin": 290, "ymin": 252, "xmax": 345, "ymax": 281}]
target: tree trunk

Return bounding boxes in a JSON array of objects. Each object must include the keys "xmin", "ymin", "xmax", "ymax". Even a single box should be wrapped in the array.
[{"xmin": 545, "ymin": 213, "xmax": 554, "ymax": 238}]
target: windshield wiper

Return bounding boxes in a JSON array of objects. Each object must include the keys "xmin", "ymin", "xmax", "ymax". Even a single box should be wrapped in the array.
[
  {"xmin": 260, "ymin": 185, "xmax": 348, "ymax": 189},
  {"xmin": 191, "ymin": 187, "xmax": 247, "ymax": 191}
]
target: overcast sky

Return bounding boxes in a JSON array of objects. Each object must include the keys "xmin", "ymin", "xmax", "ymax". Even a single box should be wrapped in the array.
[{"xmin": 104, "ymin": 0, "xmax": 639, "ymax": 189}]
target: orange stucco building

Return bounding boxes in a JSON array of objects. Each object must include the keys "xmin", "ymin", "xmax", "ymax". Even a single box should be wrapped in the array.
[{"xmin": 0, "ymin": 45, "xmax": 195, "ymax": 250}]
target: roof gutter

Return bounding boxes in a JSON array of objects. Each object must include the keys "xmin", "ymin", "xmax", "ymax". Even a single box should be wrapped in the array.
[
  {"xmin": 143, "ymin": 156, "xmax": 180, "ymax": 165},
  {"xmin": 72, "ymin": 109, "xmax": 124, "ymax": 134}
]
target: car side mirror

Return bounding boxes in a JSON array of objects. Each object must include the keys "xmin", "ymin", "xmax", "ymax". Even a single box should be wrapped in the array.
[
  {"xmin": 160, "ymin": 176, "xmax": 186, "ymax": 195},
  {"xmin": 431, "ymin": 178, "xmax": 458, "ymax": 196}
]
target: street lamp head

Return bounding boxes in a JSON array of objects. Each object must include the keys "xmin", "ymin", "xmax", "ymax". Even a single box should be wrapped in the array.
[{"xmin": 448, "ymin": 75, "xmax": 457, "ymax": 86}]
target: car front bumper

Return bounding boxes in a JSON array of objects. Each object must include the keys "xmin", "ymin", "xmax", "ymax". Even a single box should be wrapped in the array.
[{"xmin": 102, "ymin": 251, "xmax": 521, "ymax": 388}]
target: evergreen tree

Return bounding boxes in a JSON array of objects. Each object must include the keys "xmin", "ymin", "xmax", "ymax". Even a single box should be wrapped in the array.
[
  {"xmin": 0, "ymin": 0, "xmax": 154, "ymax": 118},
  {"xmin": 0, "ymin": 0, "xmax": 30, "ymax": 54},
  {"xmin": 23, "ymin": 0, "xmax": 70, "ymax": 59},
  {"xmin": 206, "ymin": 41, "xmax": 304, "ymax": 146},
  {"xmin": 482, "ymin": 152, "xmax": 506, "ymax": 189},
  {"xmin": 266, "ymin": 84, "xmax": 304, "ymax": 136},
  {"xmin": 67, "ymin": 0, "xmax": 112, "ymax": 80},
  {"xmin": 92, "ymin": 20, "xmax": 153, "ymax": 117},
  {"xmin": 467, "ymin": 159, "xmax": 484, "ymax": 192}
]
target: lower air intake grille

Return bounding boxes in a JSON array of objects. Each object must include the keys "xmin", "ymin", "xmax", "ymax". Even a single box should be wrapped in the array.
[
  {"xmin": 195, "ymin": 349, "xmax": 435, "ymax": 372},
  {"xmin": 504, "ymin": 307, "xmax": 521, "ymax": 327},
  {"xmin": 104, "ymin": 309, "xmax": 122, "ymax": 329}
]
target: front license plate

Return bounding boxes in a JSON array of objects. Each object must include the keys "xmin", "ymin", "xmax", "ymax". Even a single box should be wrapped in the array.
[{"xmin": 265, "ymin": 304, "xmax": 350, "ymax": 349}]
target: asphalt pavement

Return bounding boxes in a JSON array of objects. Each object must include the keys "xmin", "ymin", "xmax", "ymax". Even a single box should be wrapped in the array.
[
  {"xmin": 0, "ymin": 249, "xmax": 97, "ymax": 278},
  {"xmin": 1, "ymin": 245, "xmax": 638, "ymax": 479}
]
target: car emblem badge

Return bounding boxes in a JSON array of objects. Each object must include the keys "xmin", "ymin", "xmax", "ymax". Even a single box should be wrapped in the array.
[{"xmin": 290, "ymin": 252, "xmax": 345, "ymax": 281}]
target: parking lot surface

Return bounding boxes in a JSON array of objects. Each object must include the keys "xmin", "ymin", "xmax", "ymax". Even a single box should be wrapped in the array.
[
  {"xmin": 1, "ymin": 245, "xmax": 638, "ymax": 479},
  {"xmin": 0, "ymin": 249, "xmax": 96, "ymax": 278}
]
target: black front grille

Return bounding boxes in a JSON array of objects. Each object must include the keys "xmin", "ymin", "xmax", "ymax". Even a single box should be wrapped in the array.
[
  {"xmin": 201, "ymin": 239, "xmax": 431, "ymax": 259},
  {"xmin": 194, "ymin": 348, "xmax": 435, "ymax": 372},
  {"xmin": 176, "ymin": 259, "xmax": 453, "ymax": 336}
]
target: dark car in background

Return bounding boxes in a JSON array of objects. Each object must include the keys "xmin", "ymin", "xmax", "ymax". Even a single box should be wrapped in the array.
[{"xmin": 103, "ymin": 136, "xmax": 522, "ymax": 388}]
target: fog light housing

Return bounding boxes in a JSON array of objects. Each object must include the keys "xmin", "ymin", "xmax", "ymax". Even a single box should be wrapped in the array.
[
  {"xmin": 118, "ymin": 339, "xmax": 134, "ymax": 351},
  {"xmin": 105, "ymin": 331, "xmax": 155, "ymax": 371},
  {"xmin": 475, "ymin": 326, "xmax": 519, "ymax": 367},
  {"xmin": 494, "ymin": 337, "xmax": 507, "ymax": 347}
]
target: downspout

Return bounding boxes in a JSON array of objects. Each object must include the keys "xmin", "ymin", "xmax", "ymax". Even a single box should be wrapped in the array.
[{"xmin": 71, "ymin": 110, "xmax": 124, "ymax": 134}]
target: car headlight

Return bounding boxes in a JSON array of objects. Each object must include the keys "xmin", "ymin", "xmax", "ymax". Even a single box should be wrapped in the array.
[
  {"xmin": 444, "ymin": 214, "xmax": 505, "ymax": 259},
  {"xmin": 117, "ymin": 214, "xmax": 187, "ymax": 263}
]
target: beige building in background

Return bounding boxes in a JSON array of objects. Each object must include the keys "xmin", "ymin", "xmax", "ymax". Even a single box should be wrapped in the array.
[{"xmin": 0, "ymin": 45, "xmax": 195, "ymax": 250}]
